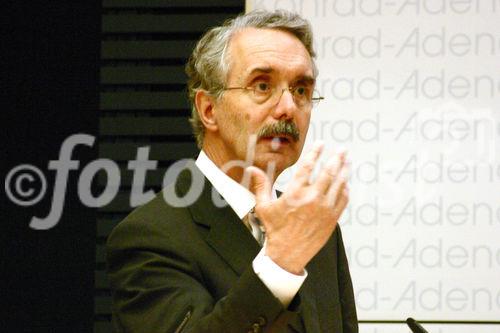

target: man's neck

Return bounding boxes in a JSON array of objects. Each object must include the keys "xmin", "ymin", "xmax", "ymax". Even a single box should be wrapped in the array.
[{"xmin": 202, "ymin": 143, "xmax": 250, "ymax": 185}]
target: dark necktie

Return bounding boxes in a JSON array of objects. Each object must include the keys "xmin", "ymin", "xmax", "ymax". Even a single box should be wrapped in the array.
[{"xmin": 249, "ymin": 208, "xmax": 266, "ymax": 246}]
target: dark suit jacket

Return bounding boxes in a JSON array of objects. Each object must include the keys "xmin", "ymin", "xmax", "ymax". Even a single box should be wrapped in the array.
[{"xmin": 107, "ymin": 163, "xmax": 358, "ymax": 333}]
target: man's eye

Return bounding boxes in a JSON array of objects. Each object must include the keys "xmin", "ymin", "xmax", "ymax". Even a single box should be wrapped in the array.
[
  {"xmin": 294, "ymin": 86, "xmax": 309, "ymax": 97},
  {"xmin": 296, "ymin": 86, "xmax": 306, "ymax": 95},
  {"xmin": 255, "ymin": 82, "xmax": 270, "ymax": 93}
]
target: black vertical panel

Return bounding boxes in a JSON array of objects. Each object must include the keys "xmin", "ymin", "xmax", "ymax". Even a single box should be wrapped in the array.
[
  {"xmin": 1, "ymin": 2, "xmax": 100, "ymax": 333},
  {"xmin": 95, "ymin": 1, "xmax": 245, "ymax": 332}
]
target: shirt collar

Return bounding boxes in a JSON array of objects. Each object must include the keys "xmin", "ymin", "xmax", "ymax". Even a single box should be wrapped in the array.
[{"xmin": 195, "ymin": 150, "xmax": 276, "ymax": 219}]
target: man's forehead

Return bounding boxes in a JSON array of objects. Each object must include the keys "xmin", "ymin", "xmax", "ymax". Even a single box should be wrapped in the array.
[
  {"xmin": 230, "ymin": 27, "xmax": 305, "ymax": 55},
  {"xmin": 228, "ymin": 28, "xmax": 314, "ymax": 78}
]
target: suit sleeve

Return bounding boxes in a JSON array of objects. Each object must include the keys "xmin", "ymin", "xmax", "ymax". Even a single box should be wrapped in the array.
[
  {"xmin": 106, "ymin": 216, "xmax": 292, "ymax": 333},
  {"xmin": 336, "ymin": 226, "xmax": 359, "ymax": 333}
]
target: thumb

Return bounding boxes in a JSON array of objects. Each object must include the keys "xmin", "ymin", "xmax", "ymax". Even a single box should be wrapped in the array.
[{"xmin": 246, "ymin": 166, "xmax": 272, "ymax": 205}]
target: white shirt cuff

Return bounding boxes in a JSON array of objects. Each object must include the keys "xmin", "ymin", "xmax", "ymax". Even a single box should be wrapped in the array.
[{"xmin": 252, "ymin": 246, "xmax": 308, "ymax": 308}]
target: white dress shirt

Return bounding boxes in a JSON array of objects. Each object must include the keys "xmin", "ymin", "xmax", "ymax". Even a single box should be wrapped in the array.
[{"xmin": 195, "ymin": 151, "xmax": 307, "ymax": 307}]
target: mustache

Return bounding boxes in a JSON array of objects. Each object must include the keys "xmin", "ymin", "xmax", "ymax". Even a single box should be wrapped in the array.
[{"xmin": 257, "ymin": 121, "xmax": 300, "ymax": 142}]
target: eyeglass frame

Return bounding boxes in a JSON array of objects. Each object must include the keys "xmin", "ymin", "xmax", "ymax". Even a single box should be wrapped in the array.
[{"xmin": 222, "ymin": 84, "xmax": 325, "ymax": 108}]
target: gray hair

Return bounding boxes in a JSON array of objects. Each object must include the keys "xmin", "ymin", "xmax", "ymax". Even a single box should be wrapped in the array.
[{"xmin": 185, "ymin": 10, "xmax": 317, "ymax": 149}]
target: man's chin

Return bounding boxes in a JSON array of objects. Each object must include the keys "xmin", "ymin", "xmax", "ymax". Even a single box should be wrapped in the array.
[
  {"xmin": 253, "ymin": 155, "xmax": 296, "ymax": 178},
  {"xmin": 250, "ymin": 138, "xmax": 301, "ymax": 176}
]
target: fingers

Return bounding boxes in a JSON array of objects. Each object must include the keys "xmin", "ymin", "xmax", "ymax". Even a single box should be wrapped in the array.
[
  {"xmin": 332, "ymin": 186, "xmax": 349, "ymax": 220},
  {"xmin": 293, "ymin": 141, "xmax": 324, "ymax": 186},
  {"xmin": 246, "ymin": 166, "xmax": 272, "ymax": 205},
  {"xmin": 325, "ymin": 161, "xmax": 350, "ymax": 207},
  {"xmin": 314, "ymin": 150, "xmax": 346, "ymax": 194}
]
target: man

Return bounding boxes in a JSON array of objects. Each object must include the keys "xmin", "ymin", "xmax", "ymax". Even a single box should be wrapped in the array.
[{"xmin": 107, "ymin": 10, "xmax": 358, "ymax": 333}]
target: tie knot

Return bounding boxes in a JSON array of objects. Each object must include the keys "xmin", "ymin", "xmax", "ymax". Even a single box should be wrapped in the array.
[
  {"xmin": 249, "ymin": 208, "xmax": 265, "ymax": 232},
  {"xmin": 249, "ymin": 208, "xmax": 266, "ymax": 246}
]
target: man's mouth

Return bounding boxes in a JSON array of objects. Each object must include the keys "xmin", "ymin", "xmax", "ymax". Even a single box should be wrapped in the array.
[{"xmin": 260, "ymin": 135, "xmax": 292, "ymax": 146}]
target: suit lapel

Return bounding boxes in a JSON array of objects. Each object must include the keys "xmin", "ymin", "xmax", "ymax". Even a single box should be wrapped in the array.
[
  {"xmin": 296, "ymin": 282, "xmax": 320, "ymax": 333},
  {"xmin": 177, "ymin": 162, "xmax": 261, "ymax": 276},
  {"xmin": 176, "ymin": 162, "xmax": 322, "ymax": 332}
]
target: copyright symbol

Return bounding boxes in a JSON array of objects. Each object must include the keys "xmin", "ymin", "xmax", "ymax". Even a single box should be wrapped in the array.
[{"xmin": 5, "ymin": 164, "xmax": 47, "ymax": 206}]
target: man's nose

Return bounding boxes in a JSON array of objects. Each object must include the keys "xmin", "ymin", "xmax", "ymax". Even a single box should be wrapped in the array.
[{"xmin": 272, "ymin": 88, "xmax": 297, "ymax": 119}]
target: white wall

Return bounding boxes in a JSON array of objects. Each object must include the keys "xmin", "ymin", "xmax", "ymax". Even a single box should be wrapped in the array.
[{"xmin": 247, "ymin": 0, "xmax": 500, "ymax": 329}]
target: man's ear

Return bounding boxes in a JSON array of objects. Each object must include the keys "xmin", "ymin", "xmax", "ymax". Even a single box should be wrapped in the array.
[{"xmin": 195, "ymin": 90, "xmax": 218, "ymax": 132}]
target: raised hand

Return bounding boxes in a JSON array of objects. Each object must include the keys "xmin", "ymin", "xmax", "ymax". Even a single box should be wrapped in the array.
[{"xmin": 247, "ymin": 142, "xmax": 350, "ymax": 275}]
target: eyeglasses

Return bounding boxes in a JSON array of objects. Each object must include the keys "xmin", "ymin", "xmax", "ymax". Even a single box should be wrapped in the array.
[{"xmin": 223, "ymin": 82, "xmax": 324, "ymax": 108}]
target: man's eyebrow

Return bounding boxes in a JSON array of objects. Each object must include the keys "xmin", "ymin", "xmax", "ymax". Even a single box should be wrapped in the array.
[
  {"xmin": 245, "ymin": 67, "xmax": 316, "ymax": 84},
  {"xmin": 295, "ymin": 75, "xmax": 316, "ymax": 85},
  {"xmin": 246, "ymin": 67, "xmax": 274, "ymax": 76}
]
